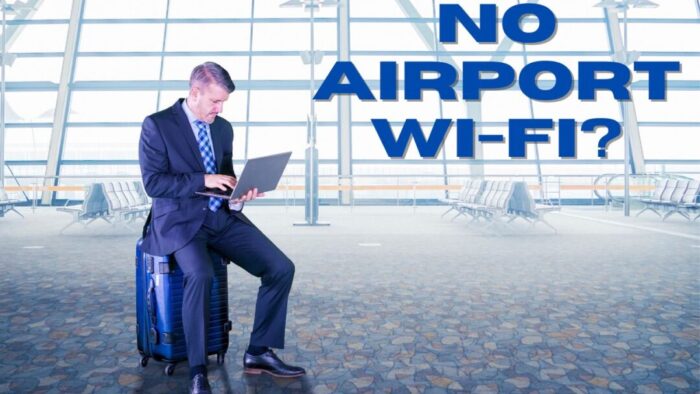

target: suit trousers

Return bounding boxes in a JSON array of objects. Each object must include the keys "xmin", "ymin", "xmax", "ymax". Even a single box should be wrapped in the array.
[{"xmin": 172, "ymin": 208, "xmax": 295, "ymax": 368}]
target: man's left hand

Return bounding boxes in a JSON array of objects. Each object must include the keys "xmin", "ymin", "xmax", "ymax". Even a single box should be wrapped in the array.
[{"xmin": 232, "ymin": 188, "xmax": 265, "ymax": 204}]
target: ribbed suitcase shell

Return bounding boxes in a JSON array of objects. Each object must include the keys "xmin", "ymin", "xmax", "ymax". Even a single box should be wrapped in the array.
[{"xmin": 136, "ymin": 239, "xmax": 231, "ymax": 375}]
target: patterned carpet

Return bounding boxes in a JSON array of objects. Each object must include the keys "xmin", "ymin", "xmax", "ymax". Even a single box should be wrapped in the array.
[{"xmin": 0, "ymin": 207, "xmax": 698, "ymax": 393}]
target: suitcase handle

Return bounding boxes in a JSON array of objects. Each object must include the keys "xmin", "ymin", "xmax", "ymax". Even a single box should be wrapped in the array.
[{"xmin": 147, "ymin": 278, "xmax": 158, "ymax": 344}]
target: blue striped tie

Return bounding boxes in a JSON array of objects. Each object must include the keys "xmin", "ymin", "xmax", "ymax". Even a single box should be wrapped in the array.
[{"xmin": 194, "ymin": 120, "xmax": 223, "ymax": 212}]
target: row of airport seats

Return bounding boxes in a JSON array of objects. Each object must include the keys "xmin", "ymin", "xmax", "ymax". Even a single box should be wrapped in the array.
[
  {"xmin": 57, "ymin": 181, "xmax": 151, "ymax": 232},
  {"xmin": 440, "ymin": 180, "xmax": 559, "ymax": 232},
  {"xmin": 637, "ymin": 178, "xmax": 700, "ymax": 221},
  {"xmin": 0, "ymin": 187, "xmax": 23, "ymax": 218},
  {"xmin": 103, "ymin": 181, "xmax": 151, "ymax": 223},
  {"xmin": 57, "ymin": 183, "xmax": 110, "ymax": 232}
]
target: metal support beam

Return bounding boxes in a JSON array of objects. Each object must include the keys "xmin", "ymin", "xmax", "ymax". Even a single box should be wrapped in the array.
[
  {"xmin": 603, "ymin": 9, "xmax": 645, "ymax": 175},
  {"xmin": 41, "ymin": 0, "xmax": 83, "ymax": 205},
  {"xmin": 466, "ymin": 102, "xmax": 484, "ymax": 179},
  {"xmin": 243, "ymin": 0, "xmax": 255, "ymax": 160},
  {"xmin": 394, "ymin": 0, "xmax": 486, "ymax": 179},
  {"xmin": 337, "ymin": 0, "xmax": 351, "ymax": 205},
  {"xmin": 394, "ymin": 0, "xmax": 542, "ymax": 180},
  {"xmin": 603, "ymin": 7, "xmax": 646, "ymax": 217},
  {"xmin": 154, "ymin": 0, "xmax": 171, "ymax": 110},
  {"xmin": 1, "ymin": 0, "xmax": 6, "ymax": 187},
  {"xmin": 492, "ymin": 0, "xmax": 542, "ymax": 185},
  {"xmin": 1, "ymin": 0, "xmax": 42, "ymax": 48}
]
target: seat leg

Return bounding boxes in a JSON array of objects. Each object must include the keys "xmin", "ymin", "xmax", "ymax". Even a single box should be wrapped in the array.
[
  {"xmin": 483, "ymin": 213, "xmax": 509, "ymax": 236},
  {"xmin": 663, "ymin": 210, "xmax": 682, "ymax": 221},
  {"xmin": 10, "ymin": 207, "xmax": 24, "ymax": 218},
  {"xmin": 441, "ymin": 206, "xmax": 455, "ymax": 218},
  {"xmin": 637, "ymin": 206, "xmax": 662, "ymax": 218},
  {"xmin": 533, "ymin": 217, "xmax": 557, "ymax": 233},
  {"xmin": 60, "ymin": 221, "xmax": 77, "ymax": 234},
  {"xmin": 635, "ymin": 207, "xmax": 650, "ymax": 217}
]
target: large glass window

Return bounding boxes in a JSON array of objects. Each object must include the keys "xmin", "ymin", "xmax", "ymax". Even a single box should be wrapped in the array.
[
  {"xmin": 3, "ymin": 0, "xmax": 697, "ymax": 204},
  {"xmin": 83, "ymin": 0, "xmax": 167, "ymax": 19},
  {"xmin": 68, "ymin": 91, "xmax": 159, "ymax": 123}
]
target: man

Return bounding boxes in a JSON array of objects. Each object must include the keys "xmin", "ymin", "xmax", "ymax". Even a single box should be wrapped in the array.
[{"xmin": 139, "ymin": 62, "xmax": 305, "ymax": 394}]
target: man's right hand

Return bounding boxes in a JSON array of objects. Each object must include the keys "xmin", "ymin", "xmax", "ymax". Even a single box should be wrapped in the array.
[{"xmin": 204, "ymin": 174, "xmax": 237, "ymax": 191}]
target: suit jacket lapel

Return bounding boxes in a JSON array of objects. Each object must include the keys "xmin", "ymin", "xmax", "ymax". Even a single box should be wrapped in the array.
[
  {"xmin": 172, "ymin": 99, "xmax": 205, "ymax": 172},
  {"xmin": 210, "ymin": 121, "xmax": 224, "ymax": 172}
]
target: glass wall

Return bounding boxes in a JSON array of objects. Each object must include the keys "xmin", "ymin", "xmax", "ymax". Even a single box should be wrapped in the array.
[{"xmin": 2, "ymin": 0, "xmax": 698, "ymax": 203}]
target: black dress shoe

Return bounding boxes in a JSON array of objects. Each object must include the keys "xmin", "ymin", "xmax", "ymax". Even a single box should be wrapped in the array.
[
  {"xmin": 190, "ymin": 373, "xmax": 211, "ymax": 394},
  {"xmin": 243, "ymin": 350, "xmax": 306, "ymax": 378}
]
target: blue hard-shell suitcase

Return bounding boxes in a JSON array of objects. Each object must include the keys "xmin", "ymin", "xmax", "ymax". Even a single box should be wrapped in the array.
[{"xmin": 136, "ymin": 238, "xmax": 232, "ymax": 375}]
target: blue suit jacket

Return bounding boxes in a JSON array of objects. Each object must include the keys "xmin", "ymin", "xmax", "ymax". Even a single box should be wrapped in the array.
[{"xmin": 139, "ymin": 99, "xmax": 249, "ymax": 255}]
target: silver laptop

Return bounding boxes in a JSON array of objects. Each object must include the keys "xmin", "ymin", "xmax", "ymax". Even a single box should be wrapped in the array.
[{"xmin": 196, "ymin": 151, "xmax": 292, "ymax": 200}]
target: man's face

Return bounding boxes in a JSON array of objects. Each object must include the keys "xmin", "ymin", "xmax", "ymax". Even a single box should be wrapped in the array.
[{"xmin": 188, "ymin": 82, "xmax": 230, "ymax": 124}]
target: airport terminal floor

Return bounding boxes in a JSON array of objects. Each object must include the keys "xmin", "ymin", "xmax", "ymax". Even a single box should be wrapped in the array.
[{"xmin": 1, "ymin": 205, "xmax": 698, "ymax": 393}]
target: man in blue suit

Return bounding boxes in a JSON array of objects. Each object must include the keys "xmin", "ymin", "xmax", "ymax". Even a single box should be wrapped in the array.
[{"xmin": 139, "ymin": 62, "xmax": 305, "ymax": 394}]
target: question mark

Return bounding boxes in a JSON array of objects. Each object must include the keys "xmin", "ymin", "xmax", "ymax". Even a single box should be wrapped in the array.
[{"xmin": 581, "ymin": 118, "xmax": 622, "ymax": 159}]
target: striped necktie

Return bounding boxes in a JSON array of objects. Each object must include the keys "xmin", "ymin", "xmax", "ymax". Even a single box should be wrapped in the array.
[{"xmin": 194, "ymin": 120, "xmax": 223, "ymax": 212}]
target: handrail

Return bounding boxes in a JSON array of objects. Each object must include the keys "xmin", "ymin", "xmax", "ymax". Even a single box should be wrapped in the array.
[
  {"xmin": 4, "ymin": 183, "xmax": 658, "ymax": 193},
  {"xmin": 1, "ymin": 173, "xmax": 694, "ymax": 209},
  {"xmin": 595, "ymin": 173, "xmax": 696, "ymax": 206},
  {"xmin": 9, "ymin": 172, "xmax": 699, "ymax": 180}
]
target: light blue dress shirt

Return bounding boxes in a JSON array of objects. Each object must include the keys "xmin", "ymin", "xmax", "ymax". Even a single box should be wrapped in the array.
[
  {"xmin": 182, "ymin": 98, "xmax": 216, "ymax": 162},
  {"xmin": 182, "ymin": 99, "xmax": 243, "ymax": 211}
]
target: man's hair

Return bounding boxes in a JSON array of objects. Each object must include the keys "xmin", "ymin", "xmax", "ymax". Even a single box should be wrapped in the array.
[{"xmin": 189, "ymin": 62, "xmax": 236, "ymax": 93}]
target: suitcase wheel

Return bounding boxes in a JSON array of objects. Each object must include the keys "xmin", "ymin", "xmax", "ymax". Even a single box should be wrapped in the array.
[
  {"xmin": 140, "ymin": 356, "xmax": 149, "ymax": 368},
  {"xmin": 164, "ymin": 364, "xmax": 176, "ymax": 376},
  {"xmin": 217, "ymin": 352, "xmax": 225, "ymax": 365}
]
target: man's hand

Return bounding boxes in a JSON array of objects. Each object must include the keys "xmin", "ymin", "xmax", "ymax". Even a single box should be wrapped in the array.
[
  {"xmin": 232, "ymin": 188, "xmax": 265, "ymax": 204},
  {"xmin": 205, "ymin": 174, "xmax": 237, "ymax": 191}
]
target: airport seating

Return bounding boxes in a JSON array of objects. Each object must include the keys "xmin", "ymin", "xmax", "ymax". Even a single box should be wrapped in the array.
[
  {"xmin": 445, "ymin": 180, "xmax": 558, "ymax": 232},
  {"xmin": 505, "ymin": 181, "xmax": 560, "ymax": 233},
  {"xmin": 638, "ymin": 178, "xmax": 674, "ymax": 218},
  {"xmin": 457, "ymin": 181, "xmax": 516, "ymax": 222},
  {"xmin": 456, "ymin": 180, "xmax": 496, "ymax": 220},
  {"xmin": 669, "ymin": 180, "xmax": 700, "ymax": 221},
  {"xmin": 0, "ymin": 187, "xmax": 23, "ymax": 218},
  {"xmin": 102, "ymin": 181, "xmax": 151, "ymax": 226},
  {"xmin": 637, "ymin": 178, "xmax": 699, "ymax": 221},
  {"xmin": 117, "ymin": 181, "xmax": 150, "ymax": 219},
  {"xmin": 56, "ymin": 183, "xmax": 110, "ymax": 233},
  {"xmin": 439, "ymin": 180, "xmax": 472, "ymax": 218},
  {"xmin": 441, "ymin": 179, "xmax": 560, "ymax": 232},
  {"xmin": 56, "ymin": 180, "xmax": 152, "ymax": 232},
  {"xmin": 446, "ymin": 180, "xmax": 484, "ymax": 221},
  {"xmin": 131, "ymin": 181, "xmax": 152, "ymax": 207}
]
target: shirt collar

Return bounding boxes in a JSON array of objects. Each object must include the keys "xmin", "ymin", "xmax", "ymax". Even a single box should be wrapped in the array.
[{"xmin": 182, "ymin": 98, "xmax": 204, "ymax": 127}]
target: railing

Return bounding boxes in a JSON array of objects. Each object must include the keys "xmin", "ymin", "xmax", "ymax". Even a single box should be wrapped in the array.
[
  {"xmin": 6, "ymin": 172, "xmax": 695, "ymax": 210},
  {"xmin": 592, "ymin": 173, "xmax": 697, "ymax": 210}
]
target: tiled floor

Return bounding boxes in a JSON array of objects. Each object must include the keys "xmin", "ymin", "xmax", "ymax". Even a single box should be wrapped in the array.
[{"xmin": 1, "ymin": 206, "xmax": 698, "ymax": 393}]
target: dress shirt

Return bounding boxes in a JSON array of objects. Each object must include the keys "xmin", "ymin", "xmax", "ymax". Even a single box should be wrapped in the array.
[{"xmin": 183, "ymin": 99, "xmax": 243, "ymax": 211}]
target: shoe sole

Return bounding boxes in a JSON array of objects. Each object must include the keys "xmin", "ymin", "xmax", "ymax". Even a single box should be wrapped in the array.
[{"xmin": 244, "ymin": 368, "xmax": 305, "ymax": 378}]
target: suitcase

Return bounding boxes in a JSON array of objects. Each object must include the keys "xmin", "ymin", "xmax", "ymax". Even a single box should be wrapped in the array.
[{"xmin": 136, "ymin": 238, "xmax": 232, "ymax": 375}]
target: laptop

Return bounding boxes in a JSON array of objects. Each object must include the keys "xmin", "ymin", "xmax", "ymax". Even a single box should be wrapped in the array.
[{"xmin": 195, "ymin": 151, "xmax": 292, "ymax": 200}]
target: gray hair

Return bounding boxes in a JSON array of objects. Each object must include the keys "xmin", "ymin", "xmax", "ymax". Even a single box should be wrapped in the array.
[{"xmin": 189, "ymin": 62, "xmax": 236, "ymax": 93}]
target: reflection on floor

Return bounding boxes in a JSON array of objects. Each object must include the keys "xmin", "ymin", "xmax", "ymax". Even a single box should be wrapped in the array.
[{"xmin": 1, "ymin": 206, "xmax": 698, "ymax": 393}]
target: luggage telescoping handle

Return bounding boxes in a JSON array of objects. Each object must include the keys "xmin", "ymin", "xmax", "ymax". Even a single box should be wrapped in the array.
[{"xmin": 142, "ymin": 210, "xmax": 160, "ymax": 347}]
